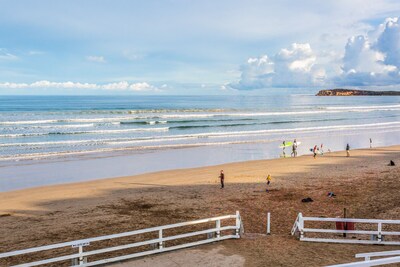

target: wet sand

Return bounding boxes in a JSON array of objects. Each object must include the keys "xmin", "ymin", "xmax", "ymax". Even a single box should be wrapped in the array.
[{"xmin": 0, "ymin": 145, "xmax": 400, "ymax": 266}]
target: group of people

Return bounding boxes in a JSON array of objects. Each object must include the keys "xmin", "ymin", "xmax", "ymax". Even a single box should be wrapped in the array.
[
  {"xmin": 282, "ymin": 139, "xmax": 299, "ymax": 157},
  {"xmin": 218, "ymin": 137, "xmax": 374, "ymax": 190},
  {"xmin": 312, "ymin": 143, "xmax": 351, "ymax": 158},
  {"xmin": 312, "ymin": 144, "xmax": 324, "ymax": 159}
]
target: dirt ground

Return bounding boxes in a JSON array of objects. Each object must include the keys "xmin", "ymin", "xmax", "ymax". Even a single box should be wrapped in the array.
[{"xmin": 0, "ymin": 146, "xmax": 400, "ymax": 266}]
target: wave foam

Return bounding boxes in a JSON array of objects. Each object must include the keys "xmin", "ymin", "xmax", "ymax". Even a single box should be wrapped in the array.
[{"xmin": 0, "ymin": 127, "xmax": 169, "ymax": 138}]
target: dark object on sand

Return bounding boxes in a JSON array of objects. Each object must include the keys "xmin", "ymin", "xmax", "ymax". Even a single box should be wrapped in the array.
[
  {"xmin": 301, "ymin": 197, "xmax": 313, "ymax": 203},
  {"xmin": 327, "ymin": 192, "xmax": 336, "ymax": 197},
  {"xmin": 389, "ymin": 160, "xmax": 395, "ymax": 166}
]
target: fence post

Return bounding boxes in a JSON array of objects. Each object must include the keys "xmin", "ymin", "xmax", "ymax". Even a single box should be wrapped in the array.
[
  {"xmin": 78, "ymin": 245, "xmax": 83, "ymax": 265},
  {"xmin": 235, "ymin": 210, "xmax": 240, "ymax": 237},
  {"xmin": 378, "ymin": 223, "xmax": 382, "ymax": 242},
  {"xmin": 159, "ymin": 229, "xmax": 163, "ymax": 249},
  {"xmin": 216, "ymin": 219, "xmax": 221, "ymax": 239},
  {"xmin": 267, "ymin": 212, "xmax": 271, "ymax": 235},
  {"xmin": 299, "ymin": 213, "xmax": 304, "ymax": 239},
  {"xmin": 343, "ymin": 208, "xmax": 347, "ymax": 238}
]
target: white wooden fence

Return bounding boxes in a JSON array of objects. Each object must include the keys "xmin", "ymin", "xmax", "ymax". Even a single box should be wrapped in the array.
[
  {"xmin": 291, "ymin": 213, "xmax": 400, "ymax": 245},
  {"xmin": 0, "ymin": 211, "xmax": 243, "ymax": 267},
  {"xmin": 326, "ymin": 250, "xmax": 400, "ymax": 266}
]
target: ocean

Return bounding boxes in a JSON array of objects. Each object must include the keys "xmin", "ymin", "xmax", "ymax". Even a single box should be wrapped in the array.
[{"xmin": 1, "ymin": 94, "xmax": 400, "ymax": 191}]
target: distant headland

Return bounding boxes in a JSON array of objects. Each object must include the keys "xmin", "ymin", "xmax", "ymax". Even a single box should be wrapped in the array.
[{"xmin": 316, "ymin": 89, "xmax": 400, "ymax": 96}]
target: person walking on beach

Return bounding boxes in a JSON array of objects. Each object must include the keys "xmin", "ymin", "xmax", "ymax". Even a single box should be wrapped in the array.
[
  {"xmin": 313, "ymin": 145, "xmax": 318, "ymax": 159},
  {"xmin": 346, "ymin": 143, "xmax": 350, "ymax": 157},
  {"xmin": 291, "ymin": 143, "xmax": 296, "ymax": 157},
  {"xmin": 320, "ymin": 143, "xmax": 324, "ymax": 155},
  {"xmin": 282, "ymin": 141, "xmax": 286, "ymax": 157},
  {"xmin": 266, "ymin": 174, "xmax": 272, "ymax": 192},
  {"xmin": 370, "ymin": 138, "xmax": 372, "ymax": 148},
  {"xmin": 291, "ymin": 139, "xmax": 298, "ymax": 157},
  {"xmin": 219, "ymin": 170, "xmax": 225, "ymax": 189}
]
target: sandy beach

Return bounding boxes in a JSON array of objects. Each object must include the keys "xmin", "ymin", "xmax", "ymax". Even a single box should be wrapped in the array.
[{"xmin": 1, "ymin": 145, "xmax": 400, "ymax": 266}]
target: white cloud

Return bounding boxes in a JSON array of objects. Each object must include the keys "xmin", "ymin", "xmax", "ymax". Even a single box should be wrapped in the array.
[
  {"xmin": 0, "ymin": 80, "xmax": 160, "ymax": 92},
  {"xmin": 0, "ymin": 48, "xmax": 19, "ymax": 61},
  {"xmin": 86, "ymin": 55, "xmax": 106, "ymax": 63},
  {"xmin": 342, "ymin": 35, "xmax": 393, "ymax": 73},
  {"xmin": 335, "ymin": 17, "xmax": 400, "ymax": 86},
  {"xmin": 127, "ymin": 82, "xmax": 158, "ymax": 92},
  {"xmin": 231, "ymin": 17, "xmax": 400, "ymax": 89},
  {"xmin": 0, "ymin": 81, "xmax": 98, "ymax": 89},
  {"xmin": 376, "ymin": 17, "xmax": 400, "ymax": 67},
  {"xmin": 230, "ymin": 43, "xmax": 325, "ymax": 89},
  {"xmin": 28, "ymin": 50, "xmax": 44, "ymax": 56},
  {"xmin": 101, "ymin": 81, "xmax": 129, "ymax": 90}
]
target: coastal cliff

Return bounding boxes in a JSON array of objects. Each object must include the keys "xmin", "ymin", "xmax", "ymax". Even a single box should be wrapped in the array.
[{"xmin": 316, "ymin": 89, "xmax": 400, "ymax": 96}]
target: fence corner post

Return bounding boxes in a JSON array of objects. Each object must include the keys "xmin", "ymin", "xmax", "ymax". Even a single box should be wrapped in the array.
[
  {"xmin": 159, "ymin": 229, "xmax": 163, "ymax": 250},
  {"xmin": 378, "ymin": 222, "xmax": 382, "ymax": 242},
  {"xmin": 235, "ymin": 210, "xmax": 241, "ymax": 237},
  {"xmin": 78, "ymin": 245, "xmax": 84, "ymax": 265},
  {"xmin": 298, "ymin": 213, "xmax": 304, "ymax": 239},
  {"xmin": 216, "ymin": 219, "xmax": 221, "ymax": 239},
  {"xmin": 267, "ymin": 212, "xmax": 271, "ymax": 235}
]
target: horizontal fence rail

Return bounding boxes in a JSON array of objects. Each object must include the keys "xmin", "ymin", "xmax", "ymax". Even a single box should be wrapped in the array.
[
  {"xmin": 326, "ymin": 250, "xmax": 400, "ymax": 266},
  {"xmin": 356, "ymin": 250, "xmax": 400, "ymax": 260},
  {"xmin": 291, "ymin": 213, "xmax": 400, "ymax": 245},
  {"xmin": 0, "ymin": 211, "xmax": 243, "ymax": 267},
  {"xmin": 326, "ymin": 256, "xmax": 400, "ymax": 267}
]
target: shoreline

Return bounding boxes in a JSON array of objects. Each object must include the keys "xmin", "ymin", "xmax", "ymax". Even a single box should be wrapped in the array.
[
  {"xmin": 1, "ymin": 144, "xmax": 399, "ymax": 211},
  {"xmin": 1, "ymin": 128, "xmax": 399, "ymax": 192}
]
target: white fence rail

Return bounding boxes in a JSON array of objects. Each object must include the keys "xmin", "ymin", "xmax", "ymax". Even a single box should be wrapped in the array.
[
  {"xmin": 326, "ymin": 250, "xmax": 400, "ymax": 266},
  {"xmin": 0, "ymin": 211, "xmax": 243, "ymax": 267},
  {"xmin": 356, "ymin": 250, "xmax": 400, "ymax": 261},
  {"xmin": 291, "ymin": 213, "xmax": 400, "ymax": 245}
]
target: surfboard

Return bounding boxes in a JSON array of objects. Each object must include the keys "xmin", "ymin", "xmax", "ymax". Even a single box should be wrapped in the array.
[
  {"xmin": 279, "ymin": 141, "xmax": 301, "ymax": 148},
  {"xmin": 279, "ymin": 141, "xmax": 292, "ymax": 148}
]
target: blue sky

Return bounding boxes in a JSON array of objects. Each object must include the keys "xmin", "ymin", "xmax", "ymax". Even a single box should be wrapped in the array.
[{"xmin": 0, "ymin": 0, "xmax": 400, "ymax": 95}]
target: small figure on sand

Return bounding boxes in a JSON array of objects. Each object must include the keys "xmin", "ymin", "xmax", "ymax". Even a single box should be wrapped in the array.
[
  {"xmin": 266, "ymin": 174, "xmax": 272, "ymax": 192},
  {"xmin": 219, "ymin": 170, "xmax": 224, "ymax": 189},
  {"xmin": 320, "ymin": 143, "xmax": 324, "ymax": 155},
  {"xmin": 282, "ymin": 141, "xmax": 286, "ymax": 157},
  {"xmin": 370, "ymin": 138, "xmax": 372, "ymax": 148},
  {"xmin": 291, "ymin": 139, "xmax": 298, "ymax": 157},
  {"xmin": 346, "ymin": 143, "xmax": 350, "ymax": 157},
  {"xmin": 313, "ymin": 145, "xmax": 318, "ymax": 159}
]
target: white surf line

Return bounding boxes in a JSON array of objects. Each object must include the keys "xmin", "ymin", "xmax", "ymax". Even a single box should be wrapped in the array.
[
  {"xmin": 1, "ymin": 105, "xmax": 400, "ymax": 125},
  {"xmin": 0, "ymin": 127, "xmax": 170, "ymax": 138},
  {"xmin": 0, "ymin": 139, "xmax": 283, "ymax": 161},
  {"xmin": 0, "ymin": 123, "xmax": 95, "ymax": 129},
  {"xmin": 2, "ymin": 121, "xmax": 400, "ymax": 147},
  {"xmin": 325, "ymin": 104, "xmax": 400, "ymax": 110}
]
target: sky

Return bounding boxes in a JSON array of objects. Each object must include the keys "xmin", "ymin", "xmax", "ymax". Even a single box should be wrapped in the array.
[{"xmin": 0, "ymin": 0, "xmax": 400, "ymax": 95}]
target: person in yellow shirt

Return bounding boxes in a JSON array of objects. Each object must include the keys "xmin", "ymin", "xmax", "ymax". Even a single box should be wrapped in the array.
[{"xmin": 266, "ymin": 174, "xmax": 272, "ymax": 192}]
